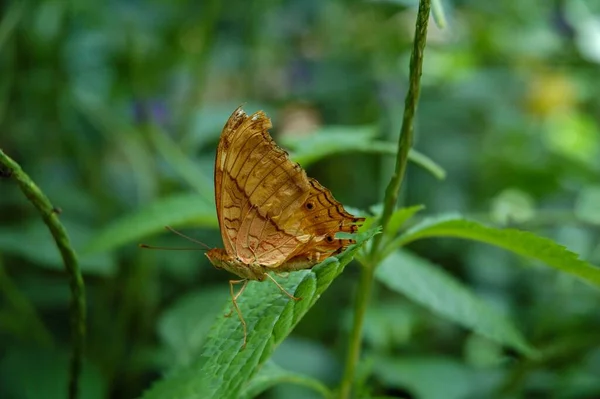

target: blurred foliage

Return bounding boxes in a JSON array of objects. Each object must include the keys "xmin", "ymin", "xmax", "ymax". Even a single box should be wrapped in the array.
[{"xmin": 1, "ymin": 0, "xmax": 600, "ymax": 398}]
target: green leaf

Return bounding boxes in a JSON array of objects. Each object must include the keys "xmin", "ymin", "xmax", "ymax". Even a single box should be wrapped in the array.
[
  {"xmin": 282, "ymin": 126, "xmax": 445, "ymax": 179},
  {"xmin": 376, "ymin": 250, "xmax": 536, "ymax": 356},
  {"xmin": 406, "ymin": 149, "xmax": 446, "ymax": 180},
  {"xmin": 0, "ymin": 347, "xmax": 106, "ymax": 399},
  {"xmin": 390, "ymin": 215, "xmax": 600, "ymax": 287},
  {"xmin": 83, "ymin": 193, "xmax": 217, "ymax": 254},
  {"xmin": 148, "ymin": 125, "xmax": 214, "ymax": 204},
  {"xmin": 384, "ymin": 204, "xmax": 425, "ymax": 236},
  {"xmin": 371, "ymin": 356, "xmax": 484, "ymax": 399},
  {"xmin": 140, "ymin": 228, "xmax": 379, "ymax": 399},
  {"xmin": 0, "ymin": 220, "xmax": 116, "ymax": 276},
  {"xmin": 239, "ymin": 361, "xmax": 330, "ymax": 399},
  {"xmin": 575, "ymin": 185, "xmax": 600, "ymax": 225},
  {"xmin": 0, "ymin": 1, "xmax": 24, "ymax": 51},
  {"xmin": 158, "ymin": 288, "xmax": 230, "ymax": 369}
]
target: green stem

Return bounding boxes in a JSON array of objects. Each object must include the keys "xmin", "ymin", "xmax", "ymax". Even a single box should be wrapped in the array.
[
  {"xmin": 338, "ymin": 2, "xmax": 431, "ymax": 397},
  {"xmin": 370, "ymin": 0, "xmax": 431, "ymax": 258},
  {"xmin": 338, "ymin": 264, "xmax": 375, "ymax": 399},
  {"xmin": 0, "ymin": 149, "xmax": 86, "ymax": 399}
]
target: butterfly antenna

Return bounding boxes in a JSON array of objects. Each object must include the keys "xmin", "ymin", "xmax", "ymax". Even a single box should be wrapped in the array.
[{"xmin": 164, "ymin": 226, "xmax": 212, "ymax": 250}]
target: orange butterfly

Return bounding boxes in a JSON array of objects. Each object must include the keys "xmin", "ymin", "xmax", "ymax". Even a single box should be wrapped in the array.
[{"xmin": 206, "ymin": 107, "xmax": 364, "ymax": 347}]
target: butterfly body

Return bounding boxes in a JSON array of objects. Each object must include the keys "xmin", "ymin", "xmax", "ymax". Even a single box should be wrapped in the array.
[
  {"xmin": 206, "ymin": 248, "xmax": 324, "ymax": 281},
  {"xmin": 206, "ymin": 107, "xmax": 364, "ymax": 347}
]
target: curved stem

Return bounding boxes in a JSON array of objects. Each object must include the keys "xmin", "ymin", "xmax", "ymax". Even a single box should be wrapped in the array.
[
  {"xmin": 338, "ymin": 264, "xmax": 375, "ymax": 399},
  {"xmin": 0, "ymin": 148, "xmax": 86, "ymax": 399}
]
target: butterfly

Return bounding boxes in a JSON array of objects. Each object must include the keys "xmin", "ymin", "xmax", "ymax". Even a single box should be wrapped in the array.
[{"xmin": 205, "ymin": 107, "xmax": 364, "ymax": 348}]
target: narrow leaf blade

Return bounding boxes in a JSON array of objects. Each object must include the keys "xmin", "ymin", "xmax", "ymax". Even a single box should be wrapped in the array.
[
  {"xmin": 282, "ymin": 126, "xmax": 445, "ymax": 179},
  {"xmin": 392, "ymin": 216, "xmax": 600, "ymax": 287},
  {"xmin": 376, "ymin": 250, "xmax": 536, "ymax": 356}
]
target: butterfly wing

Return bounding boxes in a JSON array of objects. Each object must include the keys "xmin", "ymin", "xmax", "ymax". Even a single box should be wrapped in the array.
[
  {"xmin": 215, "ymin": 108, "xmax": 310, "ymax": 266},
  {"xmin": 215, "ymin": 107, "xmax": 364, "ymax": 268}
]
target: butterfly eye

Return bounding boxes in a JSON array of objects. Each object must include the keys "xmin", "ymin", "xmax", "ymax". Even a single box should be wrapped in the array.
[
  {"xmin": 326, "ymin": 235, "xmax": 334, "ymax": 243},
  {"xmin": 305, "ymin": 202, "xmax": 314, "ymax": 210}
]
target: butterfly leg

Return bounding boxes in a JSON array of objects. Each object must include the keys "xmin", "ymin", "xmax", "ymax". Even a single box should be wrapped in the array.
[
  {"xmin": 225, "ymin": 278, "xmax": 249, "ymax": 317},
  {"xmin": 228, "ymin": 279, "xmax": 249, "ymax": 349},
  {"xmin": 265, "ymin": 273, "xmax": 302, "ymax": 301}
]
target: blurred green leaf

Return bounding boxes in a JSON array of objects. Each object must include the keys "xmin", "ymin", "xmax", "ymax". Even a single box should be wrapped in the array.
[
  {"xmin": 0, "ymin": 347, "xmax": 106, "ymax": 399},
  {"xmin": 149, "ymin": 125, "xmax": 214, "ymax": 204},
  {"xmin": 384, "ymin": 204, "xmax": 425, "ymax": 236},
  {"xmin": 407, "ymin": 149, "xmax": 447, "ymax": 180},
  {"xmin": 376, "ymin": 250, "xmax": 536, "ymax": 356},
  {"xmin": 158, "ymin": 287, "xmax": 230, "ymax": 369},
  {"xmin": 362, "ymin": 302, "xmax": 415, "ymax": 350},
  {"xmin": 371, "ymin": 356, "xmax": 488, "ymax": 399},
  {"xmin": 432, "ymin": 0, "xmax": 447, "ymax": 29},
  {"xmin": 184, "ymin": 102, "xmax": 273, "ymax": 150},
  {"xmin": 76, "ymin": 92, "xmax": 159, "ymax": 202},
  {"xmin": 0, "ymin": 1, "xmax": 24, "ymax": 51},
  {"xmin": 140, "ymin": 228, "xmax": 379, "ymax": 399},
  {"xmin": 0, "ymin": 220, "xmax": 115, "ymax": 276},
  {"xmin": 490, "ymin": 188, "xmax": 536, "ymax": 225},
  {"xmin": 240, "ymin": 361, "xmax": 330, "ymax": 399},
  {"xmin": 283, "ymin": 126, "xmax": 446, "ymax": 179},
  {"xmin": 391, "ymin": 215, "xmax": 600, "ymax": 287},
  {"xmin": 575, "ymin": 185, "xmax": 600, "ymax": 225},
  {"xmin": 84, "ymin": 193, "xmax": 217, "ymax": 254}
]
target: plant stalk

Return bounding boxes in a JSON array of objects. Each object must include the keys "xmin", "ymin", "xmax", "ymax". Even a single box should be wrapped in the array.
[
  {"xmin": 370, "ymin": 0, "xmax": 431, "ymax": 257},
  {"xmin": 338, "ymin": 1, "xmax": 431, "ymax": 397},
  {"xmin": 338, "ymin": 264, "xmax": 375, "ymax": 399}
]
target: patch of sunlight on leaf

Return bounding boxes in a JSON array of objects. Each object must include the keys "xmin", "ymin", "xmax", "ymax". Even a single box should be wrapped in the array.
[
  {"xmin": 543, "ymin": 111, "xmax": 600, "ymax": 165},
  {"xmin": 376, "ymin": 250, "xmax": 536, "ymax": 356},
  {"xmin": 83, "ymin": 193, "xmax": 217, "ymax": 254},
  {"xmin": 140, "ymin": 228, "xmax": 379, "ymax": 399},
  {"xmin": 392, "ymin": 215, "xmax": 600, "ymax": 288}
]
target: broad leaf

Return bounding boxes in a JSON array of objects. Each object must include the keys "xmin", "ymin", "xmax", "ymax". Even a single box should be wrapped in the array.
[
  {"xmin": 83, "ymin": 193, "xmax": 217, "ymax": 254},
  {"xmin": 376, "ymin": 250, "xmax": 536, "ymax": 356},
  {"xmin": 389, "ymin": 215, "xmax": 600, "ymax": 287},
  {"xmin": 140, "ymin": 228, "xmax": 379, "ymax": 399}
]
